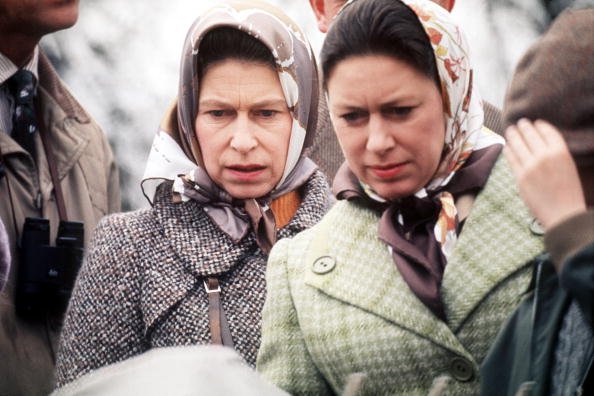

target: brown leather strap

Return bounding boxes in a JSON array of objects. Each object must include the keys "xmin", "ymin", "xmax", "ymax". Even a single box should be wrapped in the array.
[
  {"xmin": 204, "ymin": 277, "xmax": 234, "ymax": 347},
  {"xmin": 36, "ymin": 104, "xmax": 68, "ymax": 221}
]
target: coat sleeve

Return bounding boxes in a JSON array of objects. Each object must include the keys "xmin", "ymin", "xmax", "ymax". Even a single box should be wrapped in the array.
[
  {"xmin": 256, "ymin": 238, "xmax": 332, "ymax": 395},
  {"xmin": 546, "ymin": 210, "xmax": 594, "ymax": 326},
  {"xmin": 55, "ymin": 213, "xmax": 144, "ymax": 388}
]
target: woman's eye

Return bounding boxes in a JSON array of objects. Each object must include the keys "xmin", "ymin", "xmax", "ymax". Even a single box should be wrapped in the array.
[
  {"xmin": 340, "ymin": 111, "xmax": 366, "ymax": 123},
  {"xmin": 385, "ymin": 106, "xmax": 413, "ymax": 117},
  {"xmin": 208, "ymin": 110, "xmax": 227, "ymax": 118},
  {"xmin": 255, "ymin": 109, "xmax": 277, "ymax": 118}
]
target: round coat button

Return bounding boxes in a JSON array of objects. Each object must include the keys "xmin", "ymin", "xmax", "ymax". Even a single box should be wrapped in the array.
[
  {"xmin": 529, "ymin": 218, "xmax": 545, "ymax": 236},
  {"xmin": 449, "ymin": 357, "xmax": 474, "ymax": 382},
  {"xmin": 312, "ymin": 256, "xmax": 336, "ymax": 274}
]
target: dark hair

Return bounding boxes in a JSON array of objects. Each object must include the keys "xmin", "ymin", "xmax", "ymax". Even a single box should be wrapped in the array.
[
  {"xmin": 321, "ymin": 0, "xmax": 439, "ymax": 90},
  {"xmin": 198, "ymin": 27, "xmax": 276, "ymax": 79}
]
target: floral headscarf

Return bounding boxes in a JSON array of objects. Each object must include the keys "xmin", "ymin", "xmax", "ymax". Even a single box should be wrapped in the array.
[
  {"xmin": 332, "ymin": 0, "xmax": 504, "ymax": 319},
  {"xmin": 142, "ymin": 0, "xmax": 319, "ymax": 253}
]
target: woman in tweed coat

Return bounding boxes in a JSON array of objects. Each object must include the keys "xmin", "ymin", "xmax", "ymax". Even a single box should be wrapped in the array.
[
  {"xmin": 55, "ymin": 1, "xmax": 330, "ymax": 387},
  {"xmin": 257, "ymin": 0, "xmax": 543, "ymax": 394}
]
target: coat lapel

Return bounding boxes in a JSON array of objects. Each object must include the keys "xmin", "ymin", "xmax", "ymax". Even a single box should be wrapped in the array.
[
  {"xmin": 442, "ymin": 156, "xmax": 544, "ymax": 331},
  {"xmin": 140, "ymin": 238, "xmax": 197, "ymax": 334},
  {"xmin": 303, "ymin": 201, "xmax": 472, "ymax": 358}
]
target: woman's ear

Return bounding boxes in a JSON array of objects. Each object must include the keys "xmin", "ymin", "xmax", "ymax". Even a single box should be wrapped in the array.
[
  {"xmin": 309, "ymin": 0, "xmax": 331, "ymax": 33},
  {"xmin": 160, "ymin": 98, "xmax": 179, "ymax": 134}
]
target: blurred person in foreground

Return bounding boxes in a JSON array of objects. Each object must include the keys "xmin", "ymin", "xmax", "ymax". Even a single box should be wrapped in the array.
[
  {"xmin": 51, "ymin": 345, "xmax": 287, "ymax": 396},
  {"xmin": 54, "ymin": 0, "xmax": 330, "ymax": 388},
  {"xmin": 306, "ymin": 0, "xmax": 504, "ymax": 182},
  {"xmin": 0, "ymin": 0, "xmax": 120, "ymax": 394},
  {"xmin": 257, "ymin": 0, "xmax": 543, "ymax": 394},
  {"xmin": 481, "ymin": 6, "xmax": 594, "ymax": 396}
]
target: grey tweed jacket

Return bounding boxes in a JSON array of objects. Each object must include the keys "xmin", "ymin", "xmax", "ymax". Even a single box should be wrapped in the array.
[{"xmin": 55, "ymin": 170, "xmax": 331, "ymax": 387}]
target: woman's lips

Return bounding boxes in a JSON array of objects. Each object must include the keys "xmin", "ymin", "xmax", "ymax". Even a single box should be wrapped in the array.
[
  {"xmin": 369, "ymin": 162, "xmax": 407, "ymax": 179},
  {"xmin": 226, "ymin": 164, "xmax": 266, "ymax": 181}
]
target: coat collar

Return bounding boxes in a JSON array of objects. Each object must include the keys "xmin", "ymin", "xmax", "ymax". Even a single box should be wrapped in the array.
[
  {"xmin": 37, "ymin": 51, "xmax": 90, "ymax": 123},
  {"xmin": 303, "ymin": 156, "xmax": 543, "ymax": 356}
]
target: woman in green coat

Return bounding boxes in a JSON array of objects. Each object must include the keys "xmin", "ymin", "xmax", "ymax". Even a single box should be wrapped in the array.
[{"xmin": 256, "ymin": 0, "xmax": 543, "ymax": 394}]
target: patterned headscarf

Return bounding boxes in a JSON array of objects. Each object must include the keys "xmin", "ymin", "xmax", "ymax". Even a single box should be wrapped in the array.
[
  {"xmin": 332, "ymin": 0, "xmax": 504, "ymax": 319},
  {"xmin": 142, "ymin": 0, "xmax": 319, "ymax": 253}
]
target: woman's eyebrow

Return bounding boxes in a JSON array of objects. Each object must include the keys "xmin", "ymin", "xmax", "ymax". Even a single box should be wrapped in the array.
[
  {"xmin": 251, "ymin": 99, "xmax": 288, "ymax": 108},
  {"xmin": 198, "ymin": 99, "xmax": 287, "ymax": 108},
  {"xmin": 198, "ymin": 99, "xmax": 230, "ymax": 107}
]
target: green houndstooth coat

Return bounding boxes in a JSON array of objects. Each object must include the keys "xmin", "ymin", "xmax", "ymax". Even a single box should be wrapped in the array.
[{"xmin": 257, "ymin": 157, "xmax": 544, "ymax": 395}]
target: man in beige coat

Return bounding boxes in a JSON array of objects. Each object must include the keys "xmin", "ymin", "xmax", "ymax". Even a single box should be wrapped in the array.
[
  {"xmin": 307, "ymin": 0, "xmax": 503, "ymax": 181},
  {"xmin": 0, "ymin": 1, "xmax": 120, "ymax": 394}
]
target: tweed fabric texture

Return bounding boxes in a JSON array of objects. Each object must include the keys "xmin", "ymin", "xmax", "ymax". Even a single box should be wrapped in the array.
[
  {"xmin": 55, "ymin": 170, "xmax": 330, "ymax": 387},
  {"xmin": 257, "ymin": 156, "xmax": 544, "ymax": 395}
]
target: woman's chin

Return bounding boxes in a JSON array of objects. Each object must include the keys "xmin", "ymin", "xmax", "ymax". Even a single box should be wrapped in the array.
[
  {"xmin": 224, "ymin": 184, "xmax": 273, "ymax": 200},
  {"xmin": 367, "ymin": 182, "xmax": 419, "ymax": 201}
]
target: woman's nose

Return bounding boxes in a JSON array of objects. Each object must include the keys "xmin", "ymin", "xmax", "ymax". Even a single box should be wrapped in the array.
[
  {"xmin": 366, "ymin": 115, "xmax": 396, "ymax": 154},
  {"xmin": 230, "ymin": 116, "xmax": 258, "ymax": 153}
]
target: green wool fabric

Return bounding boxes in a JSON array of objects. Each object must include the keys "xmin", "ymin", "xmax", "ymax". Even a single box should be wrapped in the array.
[{"xmin": 257, "ymin": 156, "xmax": 544, "ymax": 395}]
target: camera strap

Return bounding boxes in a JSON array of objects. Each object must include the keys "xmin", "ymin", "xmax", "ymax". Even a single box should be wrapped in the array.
[
  {"xmin": 36, "ymin": 103, "xmax": 68, "ymax": 222},
  {"xmin": 203, "ymin": 277, "xmax": 234, "ymax": 347}
]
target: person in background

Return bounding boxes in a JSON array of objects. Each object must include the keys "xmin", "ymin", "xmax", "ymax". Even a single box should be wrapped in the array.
[
  {"xmin": 481, "ymin": 6, "xmax": 594, "ymax": 396},
  {"xmin": 55, "ymin": 0, "xmax": 330, "ymax": 388},
  {"xmin": 257, "ymin": 0, "xmax": 543, "ymax": 394},
  {"xmin": 0, "ymin": 0, "xmax": 120, "ymax": 394},
  {"xmin": 306, "ymin": 0, "xmax": 504, "ymax": 182}
]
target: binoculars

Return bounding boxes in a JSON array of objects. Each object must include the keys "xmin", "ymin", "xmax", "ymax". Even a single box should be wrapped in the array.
[{"xmin": 16, "ymin": 217, "xmax": 84, "ymax": 319}]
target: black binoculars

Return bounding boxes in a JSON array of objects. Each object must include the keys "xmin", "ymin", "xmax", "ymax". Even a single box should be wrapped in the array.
[{"xmin": 16, "ymin": 217, "xmax": 84, "ymax": 319}]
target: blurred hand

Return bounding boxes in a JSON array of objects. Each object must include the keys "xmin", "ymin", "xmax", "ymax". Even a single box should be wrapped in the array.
[{"xmin": 504, "ymin": 119, "xmax": 586, "ymax": 231}]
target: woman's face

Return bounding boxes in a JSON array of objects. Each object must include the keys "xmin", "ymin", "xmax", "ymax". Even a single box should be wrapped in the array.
[
  {"xmin": 195, "ymin": 59, "xmax": 292, "ymax": 199},
  {"xmin": 327, "ymin": 54, "xmax": 446, "ymax": 199}
]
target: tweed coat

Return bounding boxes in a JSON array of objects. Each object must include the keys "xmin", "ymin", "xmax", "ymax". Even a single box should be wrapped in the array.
[
  {"xmin": 257, "ymin": 156, "xmax": 544, "ymax": 395},
  {"xmin": 55, "ymin": 170, "xmax": 330, "ymax": 387}
]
